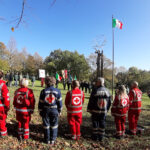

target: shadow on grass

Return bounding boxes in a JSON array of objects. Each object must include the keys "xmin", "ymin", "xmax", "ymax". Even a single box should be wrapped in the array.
[
  {"xmin": 58, "ymin": 115, "xmax": 115, "ymax": 140},
  {"xmin": 7, "ymin": 113, "xmax": 149, "ymax": 143},
  {"xmin": 7, "ymin": 119, "xmax": 44, "ymax": 142}
]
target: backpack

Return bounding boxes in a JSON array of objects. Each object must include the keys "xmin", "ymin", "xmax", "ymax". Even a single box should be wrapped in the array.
[{"xmin": 15, "ymin": 89, "xmax": 30, "ymax": 107}]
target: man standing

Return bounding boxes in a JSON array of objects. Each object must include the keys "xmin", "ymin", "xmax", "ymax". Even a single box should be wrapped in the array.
[
  {"xmin": 0, "ymin": 70, "xmax": 10, "ymax": 137},
  {"xmin": 38, "ymin": 77, "xmax": 62, "ymax": 145},
  {"xmin": 128, "ymin": 81, "xmax": 142, "ymax": 135},
  {"xmin": 67, "ymin": 75, "xmax": 72, "ymax": 91},
  {"xmin": 62, "ymin": 78, "xmax": 66, "ymax": 90},
  {"xmin": 31, "ymin": 75, "xmax": 36, "ymax": 87},
  {"xmin": 87, "ymin": 77, "xmax": 111, "ymax": 141},
  {"xmin": 65, "ymin": 80, "xmax": 84, "ymax": 140},
  {"xmin": 9, "ymin": 72, "xmax": 13, "ymax": 87},
  {"xmin": 14, "ymin": 72, "xmax": 19, "ymax": 87}
]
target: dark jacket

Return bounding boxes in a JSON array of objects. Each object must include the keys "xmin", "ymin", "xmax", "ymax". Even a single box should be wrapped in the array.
[
  {"xmin": 38, "ymin": 86, "xmax": 62, "ymax": 116},
  {"xmin": 87, "ymin": 86, "xmax": 111, "ymax": 115}
]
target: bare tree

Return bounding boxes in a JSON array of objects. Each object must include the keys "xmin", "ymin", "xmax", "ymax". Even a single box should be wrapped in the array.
[
  {"xmin": 7, "ymin": 38, "xmax": 18, "ymax": 71},
  {"xmin": 87, "ymin": 53, "xmax": 112, "ymax": 72},
  {"xmin": 10, "ymin": 0, "xmax": 57, "ymax": 29}
]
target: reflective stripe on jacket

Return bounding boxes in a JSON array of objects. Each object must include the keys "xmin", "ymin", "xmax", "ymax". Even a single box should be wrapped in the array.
[
  {"xmin": 111, "ymin": 95, "xmax": 129, "ymax": 117},
  {"xmin": 129, "ymin": 88, "xmax": 142, "ymax": 112},
  {"xmin": 65, "ymin": 88, "xmax": 84, "ymax": 115}
]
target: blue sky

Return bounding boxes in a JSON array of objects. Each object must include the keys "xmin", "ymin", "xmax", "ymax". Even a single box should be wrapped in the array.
[{"xmin": 0, "ymin": 0, "xmax": 150, "ymax": 70}]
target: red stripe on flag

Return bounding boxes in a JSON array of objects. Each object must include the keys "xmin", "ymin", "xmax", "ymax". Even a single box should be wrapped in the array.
[{"xmin": 119, "ymin": 21, "xmax": 123, "ymax": 29}]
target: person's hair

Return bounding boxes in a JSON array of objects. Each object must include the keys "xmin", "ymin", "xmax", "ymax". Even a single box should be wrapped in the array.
[
  {"xmin": 97, "ymin": 77, "xmax": 105, "ymax": 86},
  {"xmin": 45, "ymin": 76, "xmax": 56, "ymax": 87},
  {"xmin": 20, "ymin": 78, "xmax": 29, "ymax": 87},
  {"xmin": 118, "ymin": 85, "xmax": 127, "ymax": 97},
  {"xmin": 132, "ymin": 81, "xmax": 138, "ymax": 87},
  {"xmin": 72, "ymin": 80, "xmax": 80, "ymax": 89},
  {"xmin": 0, "ymin": 71, "xmax": 3, "ymax": 79}
]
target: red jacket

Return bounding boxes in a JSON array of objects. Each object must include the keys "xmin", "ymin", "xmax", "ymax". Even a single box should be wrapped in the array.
[
  {"xmin": 0, "ymin": 80, "xmax": 10, "ymax": 111},
  {"xmin": 13, "ymin": 87, "xmax": 35, "ymax": 115},
  {"xmin": 128, "ymin": 88, "xmax": 142, "ymax": 112},
  {"xmin": 65, "ymin": 88, "xmax": 84, "ymax": 115},
  {"xmin": 111, "ymin": 95, "xmax": 129, "ymax": 117}
]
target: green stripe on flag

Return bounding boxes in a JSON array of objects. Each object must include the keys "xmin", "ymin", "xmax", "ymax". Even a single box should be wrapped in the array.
[
  {"xmin": 112, "ymin": 19, "xmax": 116, "ymax": 28},
  {"xmin": 56, "ymin": 73, "xmax": 59, "ymax": 80}
]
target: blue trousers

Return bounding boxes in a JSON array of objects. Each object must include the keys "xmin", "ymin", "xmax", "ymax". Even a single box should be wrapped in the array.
[
  {"xmin": 91, "ymin": 114, "xmax": 106, "ymax": 140},
  {"xmin": 42, "ymin": 114, "xmax": 58, "ymax": 142}
]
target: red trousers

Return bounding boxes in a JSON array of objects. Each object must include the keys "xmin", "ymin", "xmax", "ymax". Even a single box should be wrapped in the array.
[
  {"xmin": 67, "ymin": 114, "xmax": 82, "ymax": 140},
  {"xmin": 16, "ymin": 113, "xmax": 31, "ymax": 139},
  {"xmin": 128, "ymin": 110, "xmax": 140, "ymax": 135},
  {"xmin": 114, "ymin": 116, "xmax": 126, "ymax": 136},
  {"xmin": 0, "ymin": 110, "xmax": 7, "ymax": 136}
]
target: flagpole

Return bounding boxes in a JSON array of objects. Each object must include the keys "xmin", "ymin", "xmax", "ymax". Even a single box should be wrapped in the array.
[{"xmin": 112, "ymin": 15, "xmax": 115, "ymax": 100}]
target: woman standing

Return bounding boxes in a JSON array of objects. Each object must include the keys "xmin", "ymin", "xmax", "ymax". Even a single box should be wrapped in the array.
[{"xmin": 111, "ymin": 85, "xmax": 129, "ymax": 139}]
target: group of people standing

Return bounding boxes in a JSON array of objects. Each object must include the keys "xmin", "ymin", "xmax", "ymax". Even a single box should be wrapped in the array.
[
  {"xmin": 0, "ymin": 69, "xmax": 142, "ymax": 146},
  {"xmin": 5, "ymin": 71, "xmax": 36, "ymax": 87}
]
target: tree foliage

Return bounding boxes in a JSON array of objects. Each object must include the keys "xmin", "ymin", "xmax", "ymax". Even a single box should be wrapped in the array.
[
  {"xmin": 45, "ymin": 49, "xmax": 90, "ymax": 80},
  {"xmin": 116, "ymin": 67, "xmax": 150, "ymax": 92},
  {"xmin": 0, "ymin": 38, "xmax": 44, "ymax": 75}
]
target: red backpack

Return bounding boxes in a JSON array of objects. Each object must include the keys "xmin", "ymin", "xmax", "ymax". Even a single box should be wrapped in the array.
[{"xmin": 15, "ymin": 89, "xmax": 30, "ymax": 107}]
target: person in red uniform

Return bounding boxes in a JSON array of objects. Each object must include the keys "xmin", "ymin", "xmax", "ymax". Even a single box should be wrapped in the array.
[
  {"xmin": 128, "ymin": 81, "xmax": 142, "ymax": 135},
  {"xmin": 41, "ymin": 78, "xmax": 45, "ymax": 87},
  {"xmin": 65, "ymin": 80, "xmax": 84, "ymax": 140},
  {"xmin": 111, "ymin": 85, "xmax": 129, "ymax": 139},
  {"xmin": 13, "ymin": 78, "xmax": 35, "ymax": 140},
  {"xmin": 0, "ymin": 71, "xmax": 10, "ymax": 137}
]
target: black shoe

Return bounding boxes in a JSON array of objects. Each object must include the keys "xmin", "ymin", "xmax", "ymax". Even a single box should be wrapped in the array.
[
  {"xmin": 18, "ymin": 136, "xmax": 23, "ymax": 142},
  {"xmin": 99, "ymin": 137, "xmax": 103, "ymax": 141},
  {"xmin": 115, "ymin": 135, "xmax": 123, "ymax": 139},
  {"xmin": 91, "ymin": 136, "xmax": 99, "ymax": 141}
]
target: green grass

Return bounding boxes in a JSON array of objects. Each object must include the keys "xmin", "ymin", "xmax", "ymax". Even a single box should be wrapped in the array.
[{"xmin": 1, "ymin": 80, "xmax": 150, "ymax": 150}]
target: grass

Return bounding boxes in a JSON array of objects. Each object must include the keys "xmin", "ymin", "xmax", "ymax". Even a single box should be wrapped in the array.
[{"xmin": 0, "ymin": 80, "xmax": 149, "ymax": 150}]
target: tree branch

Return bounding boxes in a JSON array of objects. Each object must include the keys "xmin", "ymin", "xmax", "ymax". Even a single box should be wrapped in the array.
[
  {"xmin": 15, "ymin": 0, "xmax": 26, "ymax": 28},
  {"xmin": 50, "ymin": 0, "xmax": 57, "ymax": 7}
]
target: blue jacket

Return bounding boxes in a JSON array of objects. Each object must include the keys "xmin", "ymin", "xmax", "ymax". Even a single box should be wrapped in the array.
[
  {"xmin": 38, "ymin": 86, "xmax": 62, "ymax": 116},
  {"xmin": 87, "ymin": 86, "xmax": 111, "ymax": 115}
]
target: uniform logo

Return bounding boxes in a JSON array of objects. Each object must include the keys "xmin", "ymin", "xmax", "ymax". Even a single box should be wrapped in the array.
[
  {"xmin": 73, "ymin": 97, "xmax": 81, "ymax": 105},
  {"xmin": 137, "ymin": 92, "xmax": 142, "ymax": 100},
  {"xmin": 121, "ymin": 99, "xmax": 127, "ymax": 107},
  {"xmin": 16, "ymin": 95, "xmax": 24, "ymax": 104},
  {"xmin": 45, "ymin": 94, "xmax": 55, "ymax": 104},
  {"xmin": 97, "ymin": 99, "xmax": 106, "ymax": 109}
]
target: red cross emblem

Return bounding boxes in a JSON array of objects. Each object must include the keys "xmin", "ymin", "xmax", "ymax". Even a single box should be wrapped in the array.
[
  {"xmin": 97, "ymin": 99, "xmax": 106, "ymax": 109},
  {"xmin": 45, "ymin": 94, "xmax": 55, "ymax": 104},
  {"xmin": 17, "ymin": 95, "xmax": 24, "ymax": 104},
  {"xmin": 73, "ymin": 97, "xmax": 81, "ymax": 105},
  {"xmin": 122, "ymin": 99, "xmax": 127, "ymax": 107},
  {"xmin": 137, "ymin": 92, "xmax": 141, "ymax": 100}
]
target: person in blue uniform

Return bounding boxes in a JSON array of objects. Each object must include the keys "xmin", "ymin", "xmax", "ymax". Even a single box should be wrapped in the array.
[
  {"xmin": 87, "ymin": 77, "xmax": 111, "ymax": 141},
  {"xmin": 38, "ymin": 76, "xmax": 62, "ymax": 145}
]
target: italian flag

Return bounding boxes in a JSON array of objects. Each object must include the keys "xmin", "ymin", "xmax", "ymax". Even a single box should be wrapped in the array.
[
  {"xmin": 112, "ymin": 18, "xmax": 123, "ymax": 29},
  {"xmin": 56, "ymin": 73, "xmax": 62, "ymax": 81}
]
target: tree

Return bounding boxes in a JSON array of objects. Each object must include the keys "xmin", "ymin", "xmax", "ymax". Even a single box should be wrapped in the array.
[
  {"xmin": 0, "ymin": 0, "xmax": 57, "ymax": 29},
  {"xmin": 33, "ymin": 52, "xmax": 44, "ymax": 74},
  {"xmin": 0, "ymin": 42, "xmax": 10, "ymax": 72},
  {"xmin": 6, "ymin": 37, "xmax": 18, "ymax": 71},
  {"xmin": 45, "ymin": 49, "xmax": 90, "ymax": 80},
  {"xmin": 25, "ymin": 55, "xmax": 36, "ymax": 75}
]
